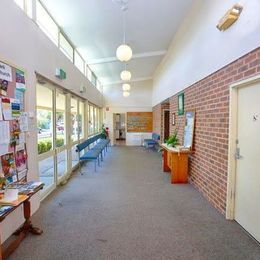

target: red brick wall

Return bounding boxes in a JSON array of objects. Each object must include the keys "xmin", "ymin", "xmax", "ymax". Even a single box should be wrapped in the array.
[{"xmin": 154, "ymin": 48, "xmax": 260, "ymax": 214}]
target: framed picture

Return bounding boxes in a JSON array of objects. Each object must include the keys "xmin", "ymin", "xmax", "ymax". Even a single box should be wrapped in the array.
[
  {"xmin": 172, "ymin": 113, "xmax": 175, "ymax": 125},
  {"xmin": 178, "ymin": 93, "xmax": 184, "ymax": 115}
]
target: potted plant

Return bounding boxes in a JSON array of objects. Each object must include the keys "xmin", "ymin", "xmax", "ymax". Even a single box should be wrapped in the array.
[{"xmin": 166, "ymin": 130, "xmax": 179, "ymax": 147}]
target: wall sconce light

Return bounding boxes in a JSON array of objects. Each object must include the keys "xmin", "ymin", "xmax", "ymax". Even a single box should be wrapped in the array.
[
  {"xmin": 217, "ymin": 4, "xmax": 243, "ymax": 31},
  {"xmin": 80, "ymin": 85, "xmax": 86, "ymax": 93}
]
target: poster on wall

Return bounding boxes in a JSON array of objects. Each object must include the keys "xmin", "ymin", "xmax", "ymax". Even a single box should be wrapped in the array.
[
  {"xmin": 0, "ymin": 61, "xmax": 12, "ymax": 82},
  {"xmin": 1, "ymin": 152, "xmax": 17, "ymax": 183},
  {"xmin": 15, "ymin": 89, "xmax": 24, "ymax": 110},
  {"xmin": 183, "ymin": 111, "xmax": 196, "ymax": 149},
  {"xmin": 16, "ymin": 69, "xmax": 26, "ymax": 91},
  {"xmin": 15, "ymin": 148, "xmax": 27, "ymax": 173},
  {"xmin": 11, "ymin": 98, "xmax": 21, "ymax": 118},
  {"xmin": 0, "ymin": 79, "xmax": 9, "ymax": 96},
  {"xmin": 10, "ymin": 119, "xmax": 21, "ymax": 146}
]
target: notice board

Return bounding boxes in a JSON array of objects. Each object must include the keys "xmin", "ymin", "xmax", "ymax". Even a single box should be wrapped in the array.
[
  {"xmin": 127, "ymin": 112, "xmax": 153, "ymax": 133},
  {"xmin": 0, "ymin": 60, "xmax": 28, "ymax": 184}
]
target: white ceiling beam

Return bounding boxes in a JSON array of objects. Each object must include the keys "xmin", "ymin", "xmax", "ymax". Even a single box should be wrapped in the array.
[
  {"xmin": 88, "ymin": 50, "xmax": 167, "ymax": 65},
  {"xmin": 103, "ymin": 77, "xmax": 153, "ymax": 86}
]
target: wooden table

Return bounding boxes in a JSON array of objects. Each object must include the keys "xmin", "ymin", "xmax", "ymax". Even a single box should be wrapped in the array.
[
  {"xmin": 161, "ymin": 144, "xmax": 192, "ymax": 184},
  {"xmin": 0, "ymin": 183, "xmax": 44, "ymax": 260}
]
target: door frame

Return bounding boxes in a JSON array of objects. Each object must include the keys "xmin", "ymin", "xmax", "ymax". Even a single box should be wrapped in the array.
[
  {"xmin": 162, "ymin": 109, "xmax": 170, "ymax": 142},
  {"xmin": 226, "ymin": 74, "xmax": 260, "ymax": 220}
]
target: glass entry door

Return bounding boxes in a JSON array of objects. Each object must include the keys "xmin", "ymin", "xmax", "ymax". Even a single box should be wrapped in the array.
[
  {"xmin": 37, "ymin": 83, "xmax": 56, "ymax": 194},
  {"xmin": 37, "ymin": 80, "xmax": 86, "ymax": 197},
  {"xmin": 56, "ymin": 91, "xmax": 68, "ymax": 182}
]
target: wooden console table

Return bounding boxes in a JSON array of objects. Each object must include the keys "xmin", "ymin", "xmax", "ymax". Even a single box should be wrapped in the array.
[
  {"xmin": 161, "ymin": 144, "xmax": 192, "ymax": 184},
  {"xmin": 0, "ymin": 183, "xmax": 44, "ymax": 260}
]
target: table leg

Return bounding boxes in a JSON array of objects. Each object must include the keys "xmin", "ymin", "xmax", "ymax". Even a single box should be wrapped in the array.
[
  {"xmin": 163, "ymin": 150, "xmax": 171, "ymax": 172},
  {"xmin": 14, "ymin": 200, "xmax": 43, "ymax": 236},
  {"xmin": 2, "ymin": 200, "xmax": 43, "ymax": 259}
]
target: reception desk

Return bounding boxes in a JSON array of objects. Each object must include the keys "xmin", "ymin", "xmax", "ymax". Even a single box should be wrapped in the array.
[{"xmin": 161, "ymin": 144, "xmax": 191, "ymax": 184}]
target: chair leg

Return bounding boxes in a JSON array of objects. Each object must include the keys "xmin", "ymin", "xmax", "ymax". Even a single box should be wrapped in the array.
[
  {"xmin": 94, "ymin": 160, "xmax": 97, "ymax": 172},
  {"xmin": 79, "ymin": 161, "xmax": 83, "ymax": 175},
  {"xmin": 98, "ymin": 157, "xmax": 100, "ymax": 166}
]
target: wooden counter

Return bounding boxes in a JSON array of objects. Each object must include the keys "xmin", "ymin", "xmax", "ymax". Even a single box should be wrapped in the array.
[{"xmin": 161, "ymin": 143, "xmax": 192, "ymax": 184}]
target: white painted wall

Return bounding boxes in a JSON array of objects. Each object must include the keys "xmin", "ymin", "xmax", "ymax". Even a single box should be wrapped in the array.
[
  {"xmin": 104, "ymin": 80, "xmax": 153, "ymax": 108},
  {"xmin": 104, "ymin": 107, "xmax": 153, "ymax": 146},
  {"xmin": 153, "ymin": 0, "xmax": 260, "ymax": 106},
  {"xmin": 103, "ymin": 80, "xmax": 153, "ymax": 145},
  {"xmin": 0, "ymin": 1, "xmax": 103, "ymax": 242}
]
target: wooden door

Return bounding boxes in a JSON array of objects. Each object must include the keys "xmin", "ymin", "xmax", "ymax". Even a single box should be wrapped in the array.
[
  {"xmin": 235, "ymin": 82, "xmax": 260, "ymax": 242},
  {"xmin": 164, "ymin": 110, "xmax": 170, "ymax": 142}
]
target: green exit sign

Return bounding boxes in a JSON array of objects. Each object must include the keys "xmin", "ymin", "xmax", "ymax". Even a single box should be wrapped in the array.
[{"xmin": 55, "ymin": 68, "xmax": 66, "ymax": 80}]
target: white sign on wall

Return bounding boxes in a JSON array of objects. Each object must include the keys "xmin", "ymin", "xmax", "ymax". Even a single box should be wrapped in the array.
[{"xmin": 0, "ymin": 61, "xmax": 12, "ymax": 81}]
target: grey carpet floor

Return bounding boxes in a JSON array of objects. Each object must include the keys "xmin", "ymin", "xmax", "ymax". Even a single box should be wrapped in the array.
[{"xmin": 8, "ymin": 146, "xmax": 260, "ymax": 260}]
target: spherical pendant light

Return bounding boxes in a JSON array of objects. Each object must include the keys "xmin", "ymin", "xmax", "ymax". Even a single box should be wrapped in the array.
[
  {"xmin": 122, "ymin": 83, "xmax": 131, "ymax": 91},
  {"xmin": 120, "ymin": 70, "xmax": 132, "ymax": 81},
  {"xmin": 116, "ymin": 44, "xmax": 133, "ymax": 62},
  {"xmin": 123, "ymin": 91, "xmax": 130, "ymax": 97}
]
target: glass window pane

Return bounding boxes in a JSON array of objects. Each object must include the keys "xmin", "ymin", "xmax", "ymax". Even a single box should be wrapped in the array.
[
  {"xmin": 88, "ymin": 105, "xmax": 94, "ymax": 135},
  {"xmin": 57, "ymin": 150, "xmax": 67, "ymax": 179},
  {"xmin": 74, "ymin": 51, "xmax": 85, "ymax": 74},
  {"xmin": 71, "ymin": 97, "xmax": 78, "ymax": 142},
  {"xmin": 79, "ymin": 101, "xmax": 84, "ymax": 139},
  {"xmin": 56, "ymin": 92, "xmax": 66, "ymax": 147},
  {"xmin": 39, "ymin": 156, "xmax": 54, "ymax": 189},
  {"xmin": 87, "ymin": 66, "xmax": 92, "ymax": 81},
  {"xmin": 96, "ymin": 81, "xmax": 101, "ymax": 92},
  {"xmin": 60, "ymin": 33, "xmax": 73, "ymax": 61},
  {"xmin": 37, "ymin": 85, "xmax": 53, "ymax": 154},
  {"xmin": 14, "ymin": 0, "xmax": 24, "ymax": 10},
  {"xmin": 36, "ymin": 0, "xmax": 58, "ymax": 45},
  {"xmin": 26, "ymin": 0, "xmax": 33, "ymax": 18},
  {"xmin": 91, "ymin": 72, "xmax": 97, "ymax": 86},
  {"xmin": 71, "ymin": 144, "xmax": 79, "ymax": 168},
  {"xmin": 94, "ymin": 107, "xmax": 97, "ymax": 133}
]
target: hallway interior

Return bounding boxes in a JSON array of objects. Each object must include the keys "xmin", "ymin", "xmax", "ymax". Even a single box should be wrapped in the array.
[{"xmin": 8, "ymin": 146, "xmax": 260, "ymax": 260}]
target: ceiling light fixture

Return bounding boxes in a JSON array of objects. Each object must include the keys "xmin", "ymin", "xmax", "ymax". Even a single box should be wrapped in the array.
[
  {"xmin": 120, "ymin": 70, "xmax": 131, "ymax": 81},
  {"xmin": 122, "ymin": 83, "xmax": 131, "ymax": 91},
  {"xmin": 115, "ymin": 0, "xmax": 132, "ymax": 62},
  {"xmin": 123, "ymin": 91, "xmax": 130, "ymax": 97}
]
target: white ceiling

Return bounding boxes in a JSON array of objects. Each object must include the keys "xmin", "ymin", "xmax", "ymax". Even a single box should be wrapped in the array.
[{"xmin": 41, "ymin": 0, "xmax": 193, "ymax": 86}]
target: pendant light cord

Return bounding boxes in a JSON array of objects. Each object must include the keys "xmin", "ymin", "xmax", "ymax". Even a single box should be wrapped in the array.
[{"xmin": 123, "ymin": 9, "xmax": 126, "ymax": 44}]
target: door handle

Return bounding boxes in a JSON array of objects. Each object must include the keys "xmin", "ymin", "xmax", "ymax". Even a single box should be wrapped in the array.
[{"xmin": 235, "ymin": 147, "xmax": 243, "ymax": 160}]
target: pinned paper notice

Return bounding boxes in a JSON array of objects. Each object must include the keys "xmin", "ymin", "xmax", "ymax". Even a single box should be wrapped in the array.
[
  {"xmin": 10, "ymin": 98, "xmax": 21, "ymax": 118},
  {"xmin": 16, "ymin": 69, "xmax": 26, "ymax": 91},
  {"xmin": 0, "ymin": 121, "xmax": 10, "ymax": 144},
  {"xmin": 0, "ymin": 61, "xmax": 12, "ymax": 82},
  {"xmin": 2, "ymin": 97, "xmax": 12, "ymax": 120},
  {"xmin": 20, "ymin": 112, "xmax": 29, "ymax": 132},
  {"xmin": 0, "ymin": 98, "xmax": 3, "ymax": 121}
]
